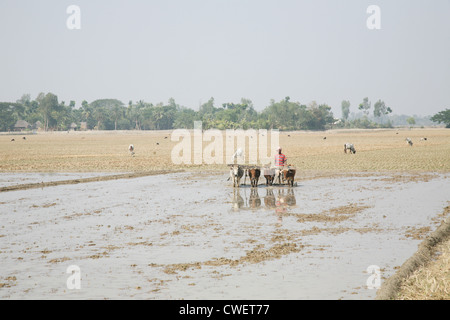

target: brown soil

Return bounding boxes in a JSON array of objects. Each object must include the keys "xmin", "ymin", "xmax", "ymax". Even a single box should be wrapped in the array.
[{"xmin": 1, "ymin": 128, "xmax": 449, "ymax": 173}]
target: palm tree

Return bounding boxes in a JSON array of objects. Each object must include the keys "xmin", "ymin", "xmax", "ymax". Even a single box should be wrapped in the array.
[
  {"xmin": 92, "ymin": 107, "xmax": 106, "ymax": 130},
  {"xmin": 111, "ymin": 104, "xmax": 124, "ymax": 130}
]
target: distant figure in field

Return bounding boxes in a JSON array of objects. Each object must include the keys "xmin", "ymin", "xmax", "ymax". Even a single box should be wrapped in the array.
[
  {"xmin": 128, "ymin": 144, "xmax": 135, "ymax": 156},
  {"xmin": 344, "ymin": 143, "xmax": 356, "ymax": 154},
  {"xmin": 406, "ymin": 138, "xmax": 413, "ymax": 146},
  {"xmin": 230, "ymin": 148, "xmax": 244, "ymax": 163}
]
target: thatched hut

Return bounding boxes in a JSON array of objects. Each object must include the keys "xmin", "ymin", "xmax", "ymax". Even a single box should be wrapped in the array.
[{"xmin": 14, "ymin": 120, "xmax": 30, "ymax": 131}]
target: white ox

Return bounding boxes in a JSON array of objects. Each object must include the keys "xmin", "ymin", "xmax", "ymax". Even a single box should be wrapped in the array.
[
  {"xmin": 229, "ymin": 165, "xmax": 244, "ymax": 188},
  {"xmin": 344, "ymin": 143, "xmax": 356, "ymax": 154}
]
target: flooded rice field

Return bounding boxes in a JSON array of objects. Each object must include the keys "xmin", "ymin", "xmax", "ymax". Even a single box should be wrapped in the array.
[
  {"xmin": 0, "ymin": 172, "xmax": 114, "ymax": 188},
  {"xmin": 0, "ymin": 171, "xmax": 449, "ymax": 299}
]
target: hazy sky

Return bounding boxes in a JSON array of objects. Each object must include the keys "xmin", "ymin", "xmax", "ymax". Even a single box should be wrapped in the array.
[{"xmin": 1, "ymin": 0, "xmax": 449, "ymax": 116}]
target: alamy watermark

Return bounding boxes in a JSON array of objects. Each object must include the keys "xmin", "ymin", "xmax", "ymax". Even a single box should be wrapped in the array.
[
  {"xmin": 367, "ymin": 5, "xmax": 381, "ymax": 30},
  {"xmin": 366, "ymin": 265, "xmax": 381, "ymax": 289},
  {"xmin": 66, "ymin": 265, "xmax": 81, "ymax": 290},
  {"xmin": 66, "ymin": 5, "xmax": 81, "ymax": 30},
  {"xmin": 65, "ymin": 5, "xmax": 381, "ymax": 31},
  {"xmin": 171, "ymin": 121, "xmax": 280, "ymax": 165}
]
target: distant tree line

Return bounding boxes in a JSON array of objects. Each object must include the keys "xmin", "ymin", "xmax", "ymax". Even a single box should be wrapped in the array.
[
  {"xmin": 338, "ymin": 97, "xmax": 394, "ymax": 129},
  {"xmin": 0, "ymin": 94, "xmax": 336, "ymax": 131},
  {"xmin": 0, "ymin": 93, "xmax": 447, "ymax": 132}
]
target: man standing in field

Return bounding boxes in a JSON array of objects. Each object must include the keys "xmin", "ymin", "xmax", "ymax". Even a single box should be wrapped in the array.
[{"xmin": 274, "ymin": 147, "xmax": 287, "ymax": 184}]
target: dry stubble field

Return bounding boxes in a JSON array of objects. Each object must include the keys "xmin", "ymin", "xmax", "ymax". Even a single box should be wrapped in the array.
[{"xmin": 1, "ymin": 128, "xmax": 450, "ymax": 173}]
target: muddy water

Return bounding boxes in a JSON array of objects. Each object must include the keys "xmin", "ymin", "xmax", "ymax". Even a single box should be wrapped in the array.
[
  {"xmin": 0, "ymin": 171, "xmax": 448, "ymax": 299},
  {"xmin": 0, "ymin": 172, "xmax": 116, "ymax": 188}
]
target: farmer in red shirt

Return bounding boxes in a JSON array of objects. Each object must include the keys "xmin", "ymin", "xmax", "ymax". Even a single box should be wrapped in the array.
[
  {"xmin": 274, "ymin": 147, "xmax": 286, "ymax": 167},
  {"xmin": 274, "ymin": 147, "xmax": 287, "ymax": 184}
]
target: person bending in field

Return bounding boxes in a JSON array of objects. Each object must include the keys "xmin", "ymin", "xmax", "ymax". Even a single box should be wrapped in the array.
[{"xmin": 128, "ymin": 144, "xmax": 135, "ymax": 156}]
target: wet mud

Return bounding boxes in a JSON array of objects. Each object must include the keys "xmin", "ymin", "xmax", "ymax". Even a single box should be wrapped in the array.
[{"xmin": 0, "ymin": 171, "xmax": 449, "ymax": 299}]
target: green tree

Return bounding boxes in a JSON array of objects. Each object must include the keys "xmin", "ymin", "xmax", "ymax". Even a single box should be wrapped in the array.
[
  {"xmin": 81, "ymin": 100, "xmax": 96, "ymax": 129},
  {"xmin": 406, "ymin": 117, "xmax": 416, "ymax": 127},
  {"xmin": 130, "ymin": 100, "xmax": 147, "ymax": 130},
  {"xmin": 90, "ymin": 99, "xmax": 125, "ymax": 130},
  {"xmin": 358, "ymin": 97, "xmax": 371, "ymax": 117},
  {"xmin": 0, "ymin": 103, "xmax": 21, "ymax": 131},
  {"xmin": 305, "ymin": 102, "xmax": 335, "ymax": 130},
  {"xmin": 57, "ymin": 102, "xmax": 76, "ymax": 130},
  {"xmin": 199, "ymin": 97, "xmax": 216, "ymax": 116},
  {"xmin": 111, "ymin": 104, "xmax": 124, "ymax": 130},
  {"xmin": 25, "ymin": 99, "xmax": 42, "ymax": 126},
  {"xmin": 92, "ymin": 106, "xmax": 107, "ymax": 130},
  {"xmin": 16, "ymin": 94, "xmax": 32, "ymax": 119},
  {"xmin": 38, "ymin": 92, "xmax": 59, "ymax": 131},
  {"xmin": 215, "ymin": 98, "xmax": 258, "ymax": 129},
  {"xmin": 173, "ymin": 107, "xmax": 197, "ymax": 129},
  {"xmin": 373, "ymin": 100, "xmax": 392, "ymax": 124},
  {"xmin": 431, "ymin": 109, "xmax": 450, "ymax": 128},
  {"xmin": 373, "ymin": 100, "xmax": 385, "ymax": 118},
  {"xmin": 341, "ymin": 100, "xmax": 350, "ymax": 121}
]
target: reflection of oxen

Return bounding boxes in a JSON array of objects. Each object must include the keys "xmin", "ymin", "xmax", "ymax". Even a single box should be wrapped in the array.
[
  {"xmin": 275, "ymin": 192, "xmax": 287, "ymax": 223},
  {"xmin": 247, "ymin": 167, "xmax": 261, "ymax": 188},
  {"xmin": 273, "ymin": 188, "xmax": 298, "ymax": 223},
  {"xmin": 265, "ymin": 188, "xmax": 297, "ymax": 210},
  {"xmin": 230, "ymin": 187, "xmax": 297, "ymax": 217},
  {"xmin": 231, "ymin": 188, "xmax": 244, "ymax": 211},
  {"xmin": 275, "ymin": 188, "xmax": 297, "ymax": 209},
  {"xmin": 249, "ymin": 188, "xmax": 261, "ymax": 209},
  {"xmin": 264, "ymin": 188, "xmax": 276, "ymax": 209},
  {"xmin": 284, "ymin": 188, "xmax": 296, "ymax": 207},
  {"xmin": 229, "ymin": 165, "xmax": 244, "ymax": 187},
  {"xmin": 263, "ymin": 167, "xmax": 275, "ymax": 186}
]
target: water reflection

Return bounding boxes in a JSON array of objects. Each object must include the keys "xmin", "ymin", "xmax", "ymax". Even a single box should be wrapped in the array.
[
  {"xmin": 249, "ymin": 189, "xmax": 262, "ymax": 209},
  {"xmin": 231, "ymin": 188, "xmax": 245, "ymax": 211},
  {"xmin": 231, "ymin": 187, "xmax": 297, "ymax": 223},
  {"xmin": 231, "ymin": 188, "xmax": 262, "ymax": 211}
]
